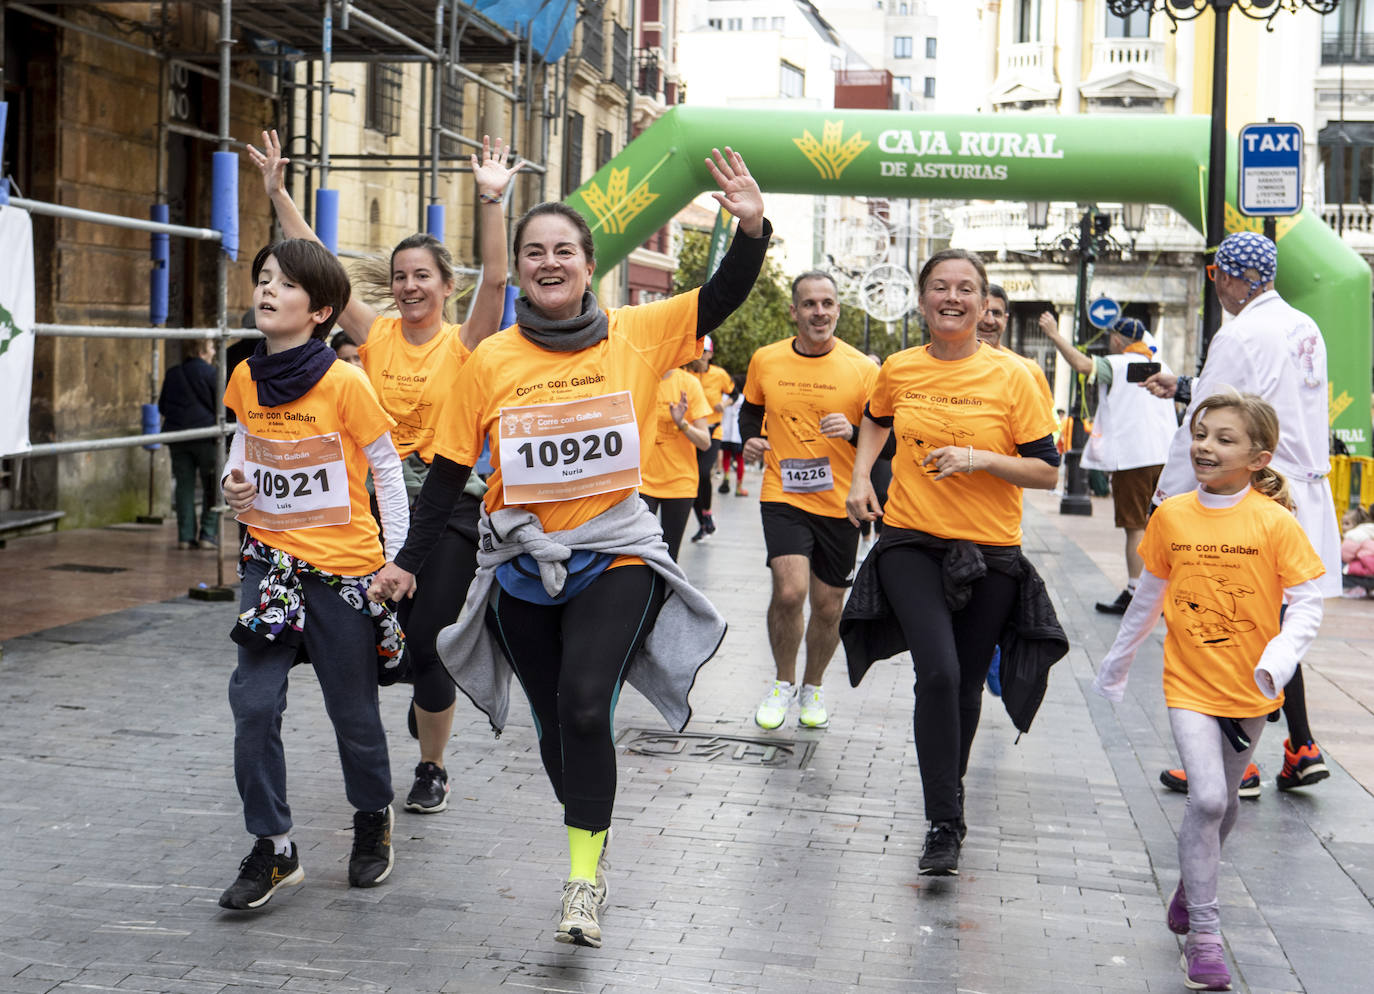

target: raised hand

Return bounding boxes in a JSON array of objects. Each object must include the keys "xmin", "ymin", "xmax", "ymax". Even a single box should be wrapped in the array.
[
  {"xmin": 670, "ymin": 390, "xmax": 689, "ymax": 426},
  {"xmin": 705, "ymin": 147, "xmax": 764, "ymax": 238},
  {"xmin": 472, "ymin": 135, "xmax": 525, "ymax": 201},
  {"xmin": 246, "ymin": 129, "xmax": 290, "ymax": 200}
]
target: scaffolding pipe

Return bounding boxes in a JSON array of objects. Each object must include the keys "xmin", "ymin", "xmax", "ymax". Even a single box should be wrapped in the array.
[
  {"xmin": 33, "ymin": 325, "xmax": 255, "ymax": 340},
  {"xmin": 320, "ymin": 0, "xmax": 333, "ymax": 190},
  {"xmin": 166, "ymin": 121, "xmax": 250, "ymax": 147},
  {"xmin": 7, "ymin": 197, "xmax": 222, "ymax": 240},
  {"xmin": 346, "ymin": 4, "xmax": 439, "ymax": 60},
  {"xmin": 8, "ymin": 5, "xmax": 274, "ymax": 100},
  {"xmin": 430, "ymin": 0, "xmax": 444, "ymax": 209},
  {"xmin": 24, "ymin": 426, "xmax": 235, "ymax": 459},
  {"xmin": 436, "ymin": 125, "xmax": 482, "ymax": 152},
  {"xmin": 168, "ymin": 58, "xmax": 277, "ymax": 101},
  {"xmin": 216, "ymin": 0, "xmax": 234, "ymax": 590}
]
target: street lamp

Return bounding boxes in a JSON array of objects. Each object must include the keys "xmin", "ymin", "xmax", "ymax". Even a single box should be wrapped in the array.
[{"xmin": 1104, "ymin": 1, "xmax": 1339, "ymax": 369}]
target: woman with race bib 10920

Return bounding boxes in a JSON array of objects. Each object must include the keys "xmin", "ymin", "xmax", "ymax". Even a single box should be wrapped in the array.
[{"xmin": 369, "ymin": 147, "xmax": 771, "ymax": 949}]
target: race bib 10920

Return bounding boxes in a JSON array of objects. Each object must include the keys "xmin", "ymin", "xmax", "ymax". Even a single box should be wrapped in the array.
[{"xmin": 498, "ymin": 391, "xmax": 641, "ymax": 504}]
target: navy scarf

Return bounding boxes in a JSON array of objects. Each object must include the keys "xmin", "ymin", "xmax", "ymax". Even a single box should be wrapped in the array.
[{"xmin": 246, "ymin": 337, "xmax": 336, "ymax": 407}]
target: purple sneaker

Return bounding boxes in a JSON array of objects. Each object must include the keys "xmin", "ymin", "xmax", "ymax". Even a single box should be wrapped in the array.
[
  {"xmin": 1181, "ymin": 934, "xmax": 1231, "ymax": 991},
  {"xmin": 1167, "ymin": 880, "xmax": 1189, "ymax": 935}
]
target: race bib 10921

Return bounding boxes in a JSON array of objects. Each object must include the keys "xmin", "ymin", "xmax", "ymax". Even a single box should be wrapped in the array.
[{"xmin": 238, "ymin": 432, "xmax": 351, "ymax": 531}]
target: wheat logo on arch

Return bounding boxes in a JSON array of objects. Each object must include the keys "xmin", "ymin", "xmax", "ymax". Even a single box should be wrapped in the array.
[
  {"xmin": 580, "ymin": 167, "xmax": 659, "ymax": 235},
  {"xmin": 794, "ymin": 120, "xmax": 870, "ymax": 180}
]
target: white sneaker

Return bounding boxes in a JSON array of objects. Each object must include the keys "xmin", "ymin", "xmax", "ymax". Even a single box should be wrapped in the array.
[
  {"xmin": 556, "ymin": 878, "xmax": 602, "ymax": 947},
  {"xmin": 754, "ymin": 680, "xmax": 795, "ymax": 730},
  {"xmin": 798, "ymin": 684, "xmax": 829, "ymax": 728}
]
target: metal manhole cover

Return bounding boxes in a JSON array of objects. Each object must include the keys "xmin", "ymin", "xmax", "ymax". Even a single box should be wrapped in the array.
[
  {"xmin": 46, "ymin": 563, "xmax": 129, "ymax": 574},
  {"xmin": 617, "ymin": 729, "xmax": 817, "ymax": 769}
]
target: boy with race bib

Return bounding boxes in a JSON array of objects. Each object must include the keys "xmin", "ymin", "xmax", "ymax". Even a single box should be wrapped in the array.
[{"xmin": 217, "ymin": 239, "xmax": 409, "ymax": 910}]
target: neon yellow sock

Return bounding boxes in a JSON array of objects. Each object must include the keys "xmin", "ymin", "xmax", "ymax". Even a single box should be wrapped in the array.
[{"xmin": 567, "ymin": 827, "xmax": 607, "ymax": 882}]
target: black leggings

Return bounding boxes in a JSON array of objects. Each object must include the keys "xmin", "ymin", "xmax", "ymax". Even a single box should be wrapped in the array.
[
  {"xmin": 877, "ymin": 545, "xmax": 1018, "ymax": 824},
  {"xmin": 397, "ymin": 493, "xmax": 480, "ymax": 713},
  {"xmin": 641, "ymin": 494, "xmax": 693, "ymax": 561},
  {"xmin": 693, "ymin": 439, "xmax": 722, "ymax": 521},
  {"xmin": 485, "ymin": 564, "xmax": 665, "ymax": 831}
]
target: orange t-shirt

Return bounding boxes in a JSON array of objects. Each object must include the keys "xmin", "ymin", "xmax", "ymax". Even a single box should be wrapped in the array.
[
  {"xmin": 1140, "ymin": 489, "xmax": 1325, "ymax": 718},
  {"xmin": 641, "ymin": 369, "xmax": 712, "ymax": 499},
  {"xmin": 357, "ymin": 317, "xmax": 470, "ymax": 462},
  {"xmin": 870, "ymin": 343, "xmax": 1057, "ymax": 545},
  {"xmin": 224, "ymin": 359, "xmax": 395, "ymax": 576},
  {"xmin": 695, "ymin": 363, "xmax": 734, "ymax": 428},
  {"xmin": 743, "ymin": 337, "xmax": 877, "ymax": 518},
  {"xmin": 435, "ymin": 291, "xmax": 702, "ymax": 533},
  {"xmin": 1013, "ymin": 350, "xmax": 1055, "ymax": 419}
]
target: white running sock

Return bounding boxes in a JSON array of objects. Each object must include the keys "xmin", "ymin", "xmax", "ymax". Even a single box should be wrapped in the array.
[{"xmin": 267, "ymin": 832, "xmax": 291, "ymax": 855}]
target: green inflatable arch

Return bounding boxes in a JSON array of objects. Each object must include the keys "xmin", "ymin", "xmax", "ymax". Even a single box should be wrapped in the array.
[{"xmin": 567, "ymin": 108, "xmax": 1372, "ymax": 454}]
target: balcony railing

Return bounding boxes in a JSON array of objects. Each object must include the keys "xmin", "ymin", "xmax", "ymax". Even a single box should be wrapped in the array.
[
  {"xmin": 1322, "ymin": 32, "xmax": 1374, "ymax": 65},
  {"xmin": 949, "ymin": 202, "xmax": 1204, "ymax": 255},
  {"xmin": 999, "ymin": 41, "xmax": 1053, "ymax": 76},
  {"xmin": 637, "ymin": 52, "xmax": 663, "ymax": 101},
  {"xmin": 1322, "ymin": 204, "xmax": 1374, "ymax": 234},
  {"xmin": 1089, "ymin": 37, "xmax": 1166, "ymax": 78}
]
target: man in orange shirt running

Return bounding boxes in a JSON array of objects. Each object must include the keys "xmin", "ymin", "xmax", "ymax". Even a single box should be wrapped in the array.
[{"xmin": 740, "ymin": 272, "xmax": 877, "ymax": 730}]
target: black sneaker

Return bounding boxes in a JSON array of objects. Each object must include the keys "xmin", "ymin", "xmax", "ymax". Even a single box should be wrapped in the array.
[
  {"xmin": 405, "ymin": 761, "xmax": 450, "ymax": 814},
  {"xmin": 717, "ymin": 480, "xmax": 730, "ymax": 494},
  {"xmin": 1095, "ymin": 589, "xmax": 1133, "ymax": 614},
  {"xmin": 690, "ymin": 515, "xmax": 716, "ymax": 542},
  {"xmin": 218, "ymin": 838, "xmax": 304, "ymax": 910},
  {"xmin": 348, "ymin": 805, "xmax": 394, "ymax": 887},
  {"xmin": 919, "ymin": 820, "xmax": 961, "ymax": 876}
]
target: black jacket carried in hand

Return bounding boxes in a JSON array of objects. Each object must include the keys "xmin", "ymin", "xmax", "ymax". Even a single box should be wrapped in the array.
[
  {"xmin": 158, "ymin": 357, "xmax": 218, "ymax": 431},
  {"xmin": 839, "ymin": 527, "xmax": 1068, "ymax": 735}
]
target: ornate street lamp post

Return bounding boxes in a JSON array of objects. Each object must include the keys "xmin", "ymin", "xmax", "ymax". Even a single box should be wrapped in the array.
[{"xmin": 1104, "ymin": 1, "xmax": 1340, "ymax": 369}]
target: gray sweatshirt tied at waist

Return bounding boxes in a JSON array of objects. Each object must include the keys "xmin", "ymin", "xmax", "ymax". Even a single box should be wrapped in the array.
[{"xmin": 435, "ymin": 494, "xmax": 727, "ymax": 735}]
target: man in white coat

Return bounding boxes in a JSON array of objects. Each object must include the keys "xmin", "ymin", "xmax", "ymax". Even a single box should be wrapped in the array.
[
  {"xmin": 1039, "ymin": 313, "xmax": 1178, "ymax": 614},
  {"xmin": 1144, "ymin": 230, "xmax": 1340, "ymax": 796}
]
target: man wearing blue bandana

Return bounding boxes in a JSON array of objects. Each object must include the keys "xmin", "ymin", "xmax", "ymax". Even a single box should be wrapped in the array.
[{"xmin": 1142, "ymin": 231, "xmax": 1341, "ymax": 798}]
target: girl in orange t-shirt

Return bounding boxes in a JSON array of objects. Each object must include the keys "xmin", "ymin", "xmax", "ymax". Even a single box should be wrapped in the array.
[
  {"xmin": 249, "ymin": 130, "xmax": 520, "ymax": 817},
  {"xmin": 1093, "ymin": 392, "xmax": 1325, "ymax": 991}
]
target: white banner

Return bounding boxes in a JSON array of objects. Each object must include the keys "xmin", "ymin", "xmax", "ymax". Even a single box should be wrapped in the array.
[{"xmin": 0, "ymin": 205, "xmax": 35, "ymax": 456}]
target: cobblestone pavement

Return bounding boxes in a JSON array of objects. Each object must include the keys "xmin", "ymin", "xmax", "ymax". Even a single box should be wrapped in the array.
[{"xmin": 3, "ymin": 477, "xmax": 1373, "ymax": 993}]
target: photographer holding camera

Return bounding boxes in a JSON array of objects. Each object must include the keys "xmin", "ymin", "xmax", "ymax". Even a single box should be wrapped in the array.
[{"xmin": 1038, "ymin": 311, "xmax": 1178, "ymax": 614}]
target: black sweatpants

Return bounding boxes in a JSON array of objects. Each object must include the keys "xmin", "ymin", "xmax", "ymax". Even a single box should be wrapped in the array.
[
  {"xmin": 485, "ymin": 564, "xmax": 665, "ymax": 831},
  {"xmin": 693, "ymin": 439, "xmax": 721, "ymax": 523},
  {"xmin": 641, "ymin": 494, "xmax": 693, "ymax": 561},
  {"xmin": 877, "ymin": 544, "xmax": 1018, "ymax": 824},
  {"xmin": 396, "ymin": 493, "xmax": 481, "ymax": 712}
]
